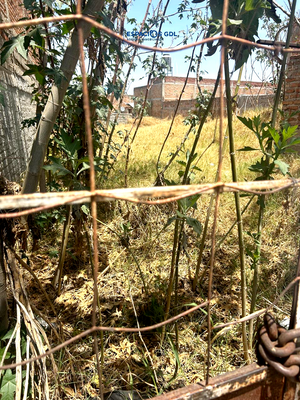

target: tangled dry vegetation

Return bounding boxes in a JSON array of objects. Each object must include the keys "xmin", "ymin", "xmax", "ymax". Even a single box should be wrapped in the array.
[{"xmin": 9, "ymin": 112, "xmax": 300, "ymax": 399}]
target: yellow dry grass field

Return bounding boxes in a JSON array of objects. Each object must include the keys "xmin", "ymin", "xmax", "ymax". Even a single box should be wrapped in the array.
[
  {"xmin": 25, "ymin": 111, "xmax": 300, "ymax": 398},
  {"xmin": 109, "ymin": 111, "xmax": 296, "ymax": 188}
]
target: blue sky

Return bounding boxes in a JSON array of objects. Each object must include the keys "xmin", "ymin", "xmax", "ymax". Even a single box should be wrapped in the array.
[{"xmin": 123, "ymin": 0, "xmax": 290, "ymax": 94}]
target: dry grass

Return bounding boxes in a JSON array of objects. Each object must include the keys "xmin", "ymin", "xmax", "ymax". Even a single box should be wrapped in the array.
[
  {"xmin": 108, "ymin": 111, "xmax": 293, "ymax": 188},
  {"xmin": 22, "ymin": 110, "xmax": 300, "ymax": 398}
]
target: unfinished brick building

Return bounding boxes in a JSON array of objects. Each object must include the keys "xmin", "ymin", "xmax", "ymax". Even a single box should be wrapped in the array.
[
  {"xmin": 0, "ymin": 0, "xmax": 36, "ymax": 181},
  {"xmin": 134, "ymin": 76, "xmax": 275, "ymax": 119}
]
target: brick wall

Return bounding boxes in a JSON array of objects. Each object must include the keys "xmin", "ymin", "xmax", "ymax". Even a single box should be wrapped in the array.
[
  {"xmin": 153, "ymin": 99, "xmax": 195, "ymax": 119},
  {"xmin": 211, "ymin": 94, "xmax": 275, "ymax": 117},
  {"xmin": 0, "ymin": 0, "xmax": 36, "ymax": 182},
  {"xmin": 134, "ymin": 76, "xmax": 275, "ymax": 119},
  {"xmin": 162, "ymin": 77, "xmax": 197, "ymax": 100},
  {"xmin": 150, "ymin": 94, "xmax": 275, "ymax": 119},
  {"xmin": 283, "ymin": 25, "xmax": 300, "ymax": 127},
  {"xmin": 134, "ymin": 80, "xmax": 163, "ymax": 101}
]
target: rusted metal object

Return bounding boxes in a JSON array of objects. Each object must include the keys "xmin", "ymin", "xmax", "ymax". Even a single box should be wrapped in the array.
[
  {"xmin": 151, "ymin": 363, "xmax": 285, "ymax": 400},
  {"xmin": 264, "ymin": 313, "xmax": 279, "ymax": 340},
  {"xmin": 257, "ymin": 313, "xmax": 300, "ymax": 383},
  {"xmin": 152, "ymin": 312, "xmax": 300, "ymax": 400},
  {"xmin": 259, "ymin": 325, "xmax": 296, "ymax": 358},
  {"xmin": 279, "ymin": 329, "xmax": 300, "ymax": 347},
  {"xmin": 151, "ymin": 311, "xmax": 300, "ymax": 400},
  {"xmin": 258, "ymin": 344, "xmax": 299, "ymax": 378}
]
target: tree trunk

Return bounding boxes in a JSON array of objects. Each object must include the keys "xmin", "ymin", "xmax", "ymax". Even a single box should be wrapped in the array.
[
  {"xmin": 0, "ymin": 232, "xmax": 8, "ymax": 334},
  {"xmin": 22, "ymin": 0, "xmax": 105, "ymax": 194}
]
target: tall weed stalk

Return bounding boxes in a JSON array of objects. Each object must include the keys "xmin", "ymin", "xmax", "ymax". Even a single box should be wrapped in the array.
[
  {"xmin": 192, "ymin": 65, "xmax": 246, "ymax": 291},
  {"xmin": 224, "ymin": 54, "xmax": 249, "ymax": 361},
  {"xmin": 164, "ymin": 72, "xmax": 220, "ymax": 345}
]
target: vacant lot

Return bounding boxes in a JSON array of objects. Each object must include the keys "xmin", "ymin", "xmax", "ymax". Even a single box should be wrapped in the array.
[{"xmin": 24, "ymin": 112, "xmax": 300, "ymax": 398}]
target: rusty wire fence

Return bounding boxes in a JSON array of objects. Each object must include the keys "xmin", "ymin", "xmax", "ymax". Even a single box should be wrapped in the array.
[{"xmin": 1, "ymin": 0, "xmax": 300, "ymax": 398}]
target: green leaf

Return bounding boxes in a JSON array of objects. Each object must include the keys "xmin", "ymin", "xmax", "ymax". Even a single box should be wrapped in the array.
[
  {"xmin": 99, "ymin": 95, "xmax": 113, "ymax": 110},
  {"xmin": 0, "ymin": 328, "xmax": 15, "ymax": 341},
  {"xmin": 176, "ymin": 210, "xmax": 186, "ymax": 218},
  {"xmin": 44, "ymin": 0, "xmax": 54, "ymax": 7},
  {"xmin": 265, "ymin": 0, "xmax": 281, "ymax": 23},
  {"xmin": 62, "ymin": 20, "xmax": 75, "ymax": 35},
  {"xmin": 248, "ymin": 159, "xmax": 270, "ymax": 175},
  {"xmin": 227, "ymin": 18, "xmax": 243, "ymax": 25},
  {"xmin": 0, "ymin": 347, "xmax": 11, "ymax": 360},
  {"xmin": 282, "ymin": 125, "xmax": 298, "ymax": 142},
  {"xmin": 81, "ymin": 205, "xmax": 90, "ymax": 215},
  {"xmin": 210, "ymin": 0, "xmax": 223, "ymax": 20},
  {"xmin": 44, "ymin": 157, "xmax": 74, "ymax": 177},
  {"xmin": 98, "ymin": 9, "xmax": 115, "ymax": 30},
  {"xmin": 164, "ymin": 216, "xmax": 176, "ymax": 229},
  {"xmin": 24, "ymin": 0, "xmax": 37, "ymax": 10},
  {"xmin": 0, "ymin": 369, "xmax": 16, "ymax": 400},
  {"xmin": 77, "ymin": 162, "xmax": 90, "ymax": 176},
  {"xmin": 43, "ymin": 164, "xmax": 73, "ymax": 177},
  {"xmin": 21, "ymin": 337, "xmax": 27, "ymax": 357},
  {"xmin": 245, "ymin": 0, "xmax": 257, "ymax": 10},
  {"xmin": 1, "ymin": 36, "xmax": 27, "ymax": 64},
  {"xmin": 176, "ymin": 160, "xmax": 186, "ymax": 166},
  {"xmin": 27, "ymin": 27, "xmax": 44, "ymax": 47},
  {"xmin": 235, "ymin": 47, "xmax": 252, "ymax": 71},
  {"xmin": 191, "ymin": 165, "xmax": 202, "ymax": 171},
  {"xmin": 285, "ymin": 137, "xmax": 300, "ymax": 148},
  {"xmin": 45, "ymin": 68, "xmax": 67, "ymax": 85},
  {"xmin": 238, "ymin": 146, "xmax": 259, "ymax": 151},
  {"xmin": 237, "ymin": 116, "xmax": 254, "ymax": 131},
  {"xmin": 186, "ymin": 217, "xmax": 202, "ymax": 235},
  {"xmin": 168, "ymin": 335, "xmax": 181, "ymax": 368},
  {"xmin": 178, "ymin": 194, "xmax": 200, "ymax": 212},
  {"xmin": 268, "ymin": 127, "xmax": 280, "ymax": 145},
  {"xmin": 274, "ymin": 159, "xmax": 289, "ymax": 175},
  {"xmin": 23, "ymin": 64, "xmax": 46, "ymax": 85},
  {"xmin": 59, "ymin": 131, "xmax": 82, "ymax": 156}
]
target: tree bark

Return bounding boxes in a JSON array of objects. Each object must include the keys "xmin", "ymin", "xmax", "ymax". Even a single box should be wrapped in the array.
[
  {"xmin": 22, "ymin": 0, "xmax": 105, "ymax": 194},
  {"xmin": 0, "ymin": 232, "xmax": 8, "ymax": 334}
]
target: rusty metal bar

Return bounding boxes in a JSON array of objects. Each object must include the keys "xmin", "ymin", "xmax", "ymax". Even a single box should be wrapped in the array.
[
  {"xmin": 151, "ymin": 363, "xmax": 285, "ymax": 400},
  {"xmin": 257, "ymin": 39, "xmax": 300, "ymax": 48},
  {"xmin": 0, "ymin": 179, "xmax": 299, "ymax": 212}
]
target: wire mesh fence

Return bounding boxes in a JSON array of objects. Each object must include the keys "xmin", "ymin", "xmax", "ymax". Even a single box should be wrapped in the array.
[{"xmin": 1, "ymin": 0, "xmax": 300, "ymax": 399}]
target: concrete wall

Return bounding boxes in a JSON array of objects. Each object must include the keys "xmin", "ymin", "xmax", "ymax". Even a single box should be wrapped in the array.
[{"xmin": 0, "ymin": 0, "xmax": 36, "ymax": 182}]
